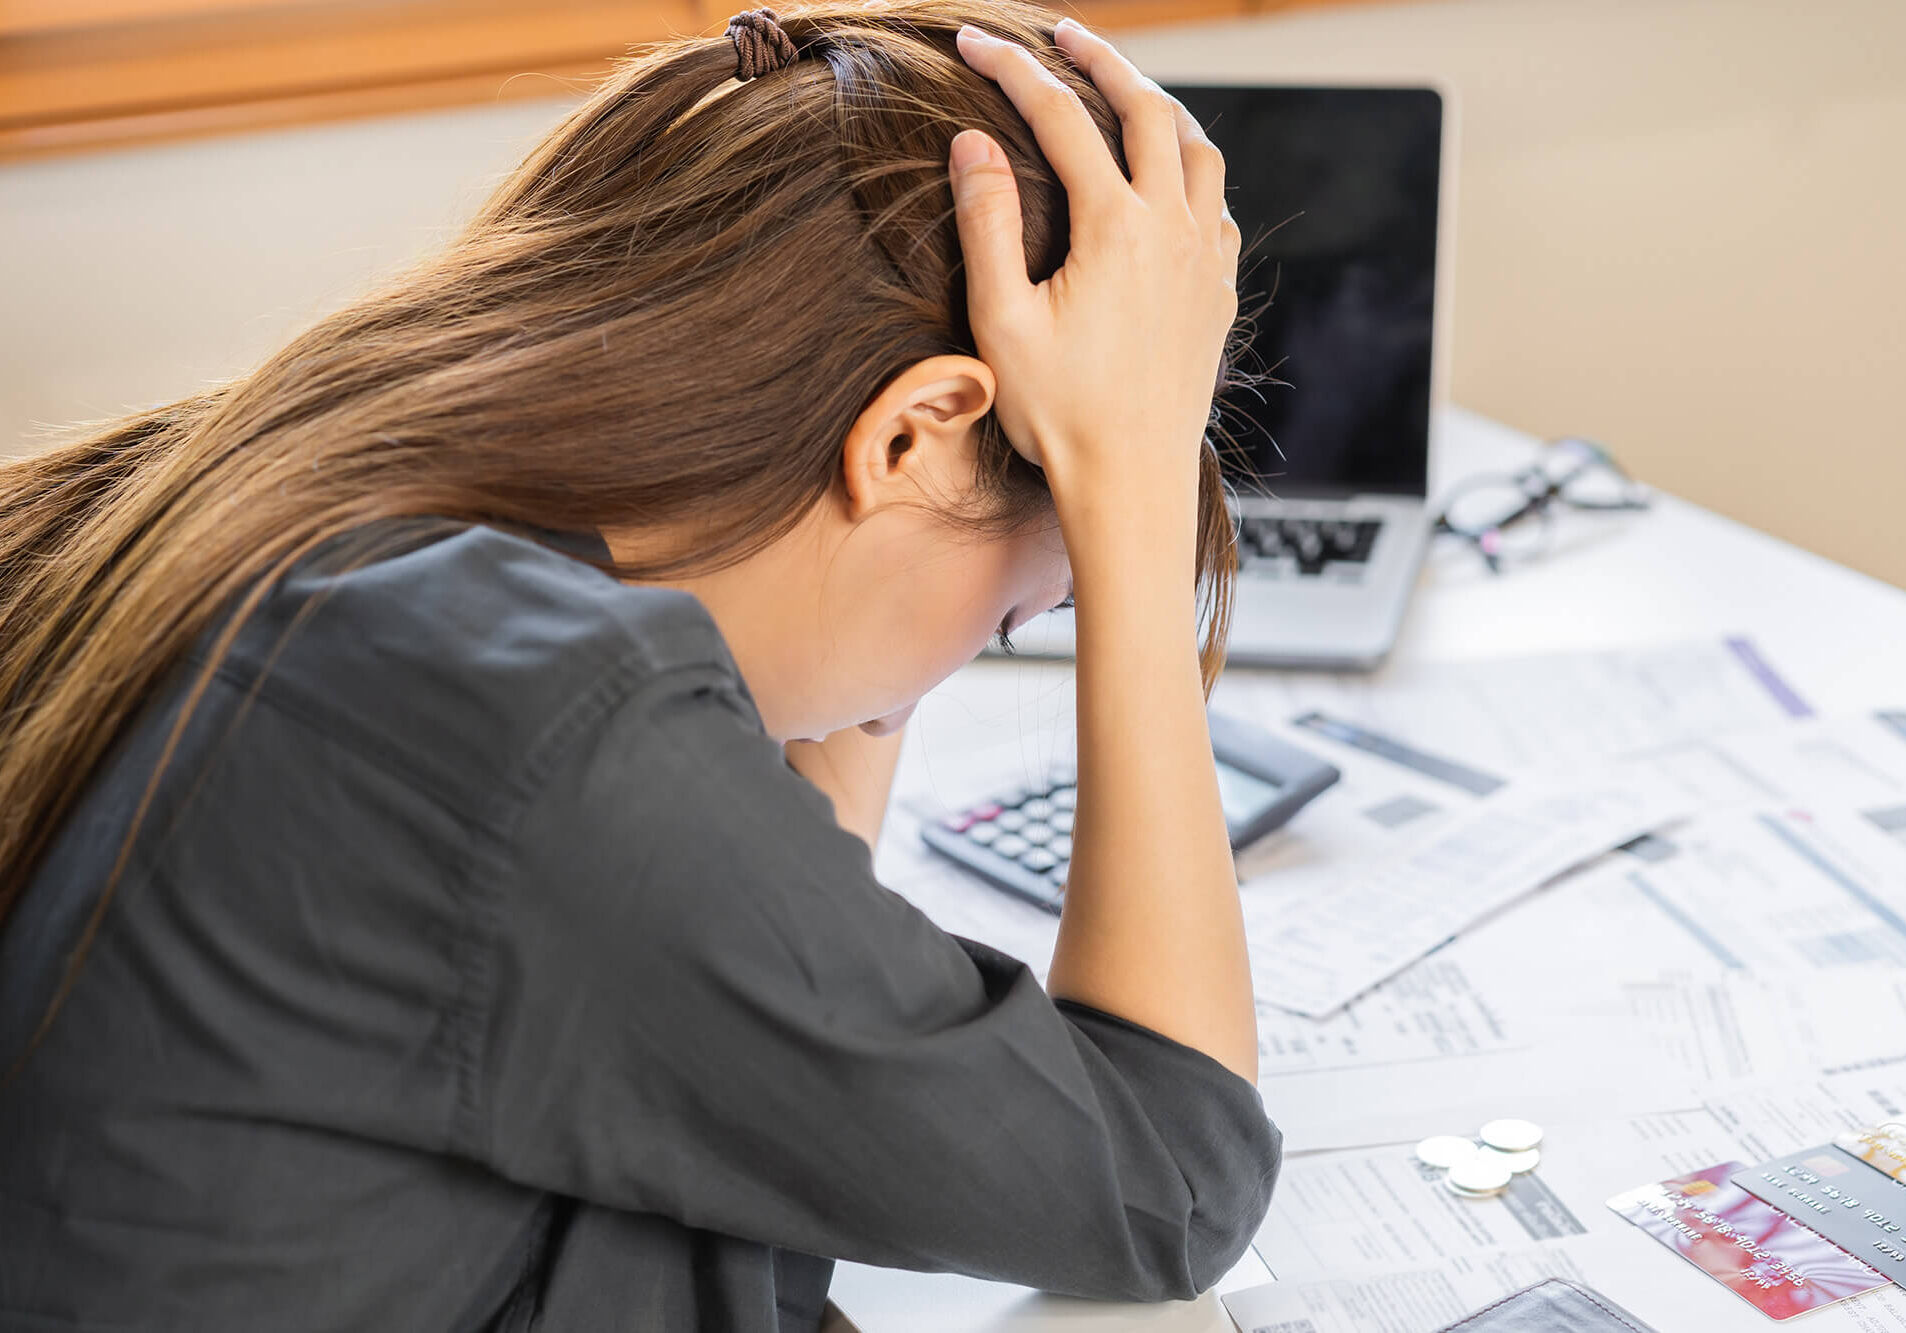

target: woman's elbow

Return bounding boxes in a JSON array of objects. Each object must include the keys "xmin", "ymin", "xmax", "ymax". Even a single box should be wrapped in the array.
[{"xmin": 1101, "ymin": 1114, "xmax": 1286, "ymax": 1304}]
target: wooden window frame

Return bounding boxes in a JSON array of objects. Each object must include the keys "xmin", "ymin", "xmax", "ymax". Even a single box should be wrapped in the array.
[{"xmin": 0, "ymin": 0, "xmax": 1376, "ymax": 161}]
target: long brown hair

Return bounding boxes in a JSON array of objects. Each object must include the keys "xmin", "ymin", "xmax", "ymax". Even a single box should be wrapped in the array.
[{"xmin": 0, "ymin": 0, "xmax": 1264, "ymax": 1036}]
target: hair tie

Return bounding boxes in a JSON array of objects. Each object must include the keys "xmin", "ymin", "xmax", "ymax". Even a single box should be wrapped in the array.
[{"xmin": 727, "ymin": 8, "xmax": 798, "ymax": 81}]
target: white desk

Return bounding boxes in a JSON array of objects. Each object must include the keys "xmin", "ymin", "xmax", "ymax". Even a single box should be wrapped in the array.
[{"xmin": 830, "ymin": 407, "xmax": 1906, "ymax": 1332}]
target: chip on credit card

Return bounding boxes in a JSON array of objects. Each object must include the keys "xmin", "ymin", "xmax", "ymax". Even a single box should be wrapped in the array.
[
  {"xmin": 1732, "ymin": 1136, "xmax": 1906, "ymax": 1292},
  {"xmin": 1607, "ymin": 1162, "xmax": 1889, "ymax": 1318}
]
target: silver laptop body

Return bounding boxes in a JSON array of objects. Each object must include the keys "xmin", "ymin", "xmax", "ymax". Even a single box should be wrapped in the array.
[{"xmin": 997, "ymin": 84, "xmax": 1457, "ymax": 672}]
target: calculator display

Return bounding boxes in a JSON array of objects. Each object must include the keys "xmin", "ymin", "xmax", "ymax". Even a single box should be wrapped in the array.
[{"xmin": 1215, "ymin": 759, "xmax": 1285, "ymax": 824}]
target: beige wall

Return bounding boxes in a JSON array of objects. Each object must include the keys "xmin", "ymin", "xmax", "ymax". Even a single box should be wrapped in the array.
[{"xmin": 4, "ymin": 0, "xmax": 1901, "ymax": 586}]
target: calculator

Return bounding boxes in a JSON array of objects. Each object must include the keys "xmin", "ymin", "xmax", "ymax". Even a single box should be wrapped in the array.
[{"xmin": 920, "ymin": 710, "xmax": 1341, "ymax": 914}]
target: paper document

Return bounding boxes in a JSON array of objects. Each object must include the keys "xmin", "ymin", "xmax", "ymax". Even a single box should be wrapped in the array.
[
  {"xmin": 1620, "ymin": 804, "xmax": 1906, "ymax": 972},
  {"xmin": 1254, "ymin": 956, "xmax": 1517, "ymax": 1077},
  {"xmin": 1636, "ymin": 708, "xmax": 1906, "ymax": 809},
  {"xmin": 1249, "ymin": 835, "xmax": 1906, "ymax": 1149},
  {"xmin": 1229, "ymin": 713, "xmax": 1494, "ymax": 902},
  {"xmin": 1706, "ymin": 1077, "xmax": 1906, "ymax": 1167},
  {"xmin": 1211, "ymin": 635, "xmax": 1811, "ymax": 780},
  {"xmin": 1614, "ymin": 969, "xmax": 1906, "ymax": 1084},
  {"xmin": 1247, "ymin": 769, "xmax": 1690, "ymax": 1016}
]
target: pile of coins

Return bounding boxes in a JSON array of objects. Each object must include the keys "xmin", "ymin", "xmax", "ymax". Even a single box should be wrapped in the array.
[{"xmin": 1415, "ymin": 1118, "xmax": 1544, "ymax": 1199}]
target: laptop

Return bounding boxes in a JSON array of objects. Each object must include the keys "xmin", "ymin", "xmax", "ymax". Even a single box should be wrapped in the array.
[{"xmin": 993, "ymin": 84, "xmax": 1455, "ymax": 671}]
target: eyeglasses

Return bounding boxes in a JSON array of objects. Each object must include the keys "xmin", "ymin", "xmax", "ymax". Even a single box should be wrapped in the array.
[{"xmin": 1433, "ymin": 436, "xmax": 1651, "ymax": 573}]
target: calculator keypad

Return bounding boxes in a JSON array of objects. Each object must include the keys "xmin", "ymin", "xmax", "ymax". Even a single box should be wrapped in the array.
[{"xmin": 924, "ymin": 770, "xmax": 1080, "ymax": 914}]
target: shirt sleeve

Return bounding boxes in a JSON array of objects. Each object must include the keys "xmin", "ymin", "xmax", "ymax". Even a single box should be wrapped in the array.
[{"xmin": 474, "ymin": 659, "xmax": 1282, "ymax": 1302}]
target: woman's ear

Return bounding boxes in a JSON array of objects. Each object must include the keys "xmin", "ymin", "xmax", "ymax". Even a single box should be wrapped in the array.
[{"xmin": 838, "ymin": 355, "xmax": 996, "ymax": 521}]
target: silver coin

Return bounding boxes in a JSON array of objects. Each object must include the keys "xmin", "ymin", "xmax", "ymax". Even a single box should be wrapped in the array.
[
  {"xmin": 1448, "ymin": 1155, "xmax": 1514, "ymax": 1194},
  {"xmin": 1415, "ymin": 1135, "xmax": 1481, "ymax": 1169},
  {"xmin": 1444, "ymin": 1173, "xmax": 1505, "ymax": 1199},
  {"xmin": 1479, "ymin": 1118, "xmax": 1543, "ymax": 1153},
  {"xmin": 1483, "ymin": 1146, "xmax": 1540, "ymax": 1174}
]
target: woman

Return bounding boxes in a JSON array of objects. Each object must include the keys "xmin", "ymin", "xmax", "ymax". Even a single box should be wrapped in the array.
[{"xmin": 0, "ymin": 3, "xmax": 1281, "ymax": 1329}]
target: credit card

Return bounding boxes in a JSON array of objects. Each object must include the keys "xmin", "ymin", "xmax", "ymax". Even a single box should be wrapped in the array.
[
  {"xmin": 1608, "ymin": 1161, "xmax": 1888, "ymax": 1318},
  {"xmin": 1733, "ymin": 1143, "xmax": 1906, "ymax": 1291},
  {"xmin": 1835, "ymin": 1123, "xmax": 1906, "ymax": 1183}
]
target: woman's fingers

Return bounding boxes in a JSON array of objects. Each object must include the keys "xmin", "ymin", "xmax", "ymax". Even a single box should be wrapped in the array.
[
  {"xmin": 947, "ymin": 21, "xmax": 1239, "ymax": 488},
  {"xmin": 955, "ymin": 25, "xmax": 1125, "ymax": 220},
  {"xmin": 1049, "ymin": 18, "xmax": 1184, "ymax": 206},
  {"xmin": 1053, "ymin": 19, "xmax": 1229, "ymax": 242},
  {"xmin": 1171, "ymin": 98, "xmax": 1230, "ymax": 242},
  {"xmin": 947, "ymin": 129, "xmax": 1036, "ymax": 330}
]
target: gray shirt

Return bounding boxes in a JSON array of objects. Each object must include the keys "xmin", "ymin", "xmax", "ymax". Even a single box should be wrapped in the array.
[{"xmin": 0, "ymin": 517, "xmax": 1282, "ymax": 1332}]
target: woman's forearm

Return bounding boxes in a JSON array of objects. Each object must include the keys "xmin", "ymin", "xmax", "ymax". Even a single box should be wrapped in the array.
[
  {"xmin": 784, "ymin": 726, "xmax": 906, "ymax": 851},
  {"xmin": 1044, "ymin": 525, "xmax": 1258, "ymax": 1086}
]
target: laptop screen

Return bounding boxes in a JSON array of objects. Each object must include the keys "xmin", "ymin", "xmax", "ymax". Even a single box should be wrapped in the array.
[{"xmin": 1161, "ymin": 85, "xmax": 1444, "ymax": 500}]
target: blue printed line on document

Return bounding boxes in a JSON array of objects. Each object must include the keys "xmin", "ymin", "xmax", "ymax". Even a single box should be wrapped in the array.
[
  {"xmin": 1628, "ymin": 871, "xmax": 1745, "ymax": 969},
  {"xmin": 1291, "ymin": 712, "xmax": 1506, "ymax": 797},
  {"xmin": 1757, "ymin": 812, "xmax": 1906, "ymax": 941},
  {"xmin": 1876, "ymin": 711, "xmax": 1906, "ymax": 747},
  {"xmin": 1723, "ymin": 636, "xmax": 1813, "ymax": 718}
]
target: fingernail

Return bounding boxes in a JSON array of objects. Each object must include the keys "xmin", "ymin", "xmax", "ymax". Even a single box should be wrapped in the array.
[
  {"xmin": 950, "ymin": 130, "xmax": 993, "ymax": 173},
  {"xmin": 957, "ymin": 23, "xmax": 985, "ymax": 42},
  {"xmin": 1055, "ymin": 17, "xmax": 1081, "ymax": 37}
]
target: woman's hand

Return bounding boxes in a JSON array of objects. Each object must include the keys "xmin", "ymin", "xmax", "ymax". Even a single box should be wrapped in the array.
[{"xmin": 947, "ymin": 18, "xmax": 1240, "ymax": 550}]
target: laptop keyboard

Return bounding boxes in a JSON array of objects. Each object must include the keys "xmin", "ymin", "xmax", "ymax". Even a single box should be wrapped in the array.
[{"xmin": 1238, "ymin": 516, "xmax": 1383, "ymax": 577}]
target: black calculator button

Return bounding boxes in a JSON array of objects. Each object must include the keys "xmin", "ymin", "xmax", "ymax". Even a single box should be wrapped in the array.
[
  {"xmin": 1051, "ymin": 834, "xmax": 1072, "ymax": 859},
  {"xmin": 992, "ymin": 833, "xmax": 1031, "ymax": 859},
  {"xmin": 1050, "ymin": 810, "xmax": 1074, "ymax": 834},
  {"xmin": 1021, "ymin": 797, "xmax": 1054, "ymax": 820},
  {"xmin": 995, "ymin": 810, "xmax": 1028, "ymax": 832},
  {"xmin": 1051, "ymin": 787, "xmax": 1077, "ymax": 811},
  {"xmin": 966, "ymin": 822, "xmax": 1001, "ymax": 846},
  {"xmin": 1020, "ymin": 823, "xmax": 1053, "ymax": 846},
  {"xmin": 1020, "ymin": 847, "xmax": 1059, "ymax": 872}
]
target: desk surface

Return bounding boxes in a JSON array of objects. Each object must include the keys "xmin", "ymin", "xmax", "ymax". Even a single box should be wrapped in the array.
[{"xmin": 830, "ymin": 407, "xmax": 1906, "ymax": 1332}]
